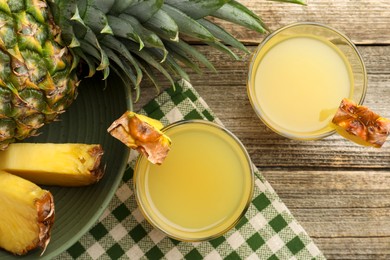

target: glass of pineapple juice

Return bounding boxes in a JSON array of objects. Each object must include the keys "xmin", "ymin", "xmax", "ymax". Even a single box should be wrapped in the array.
[
  {"xmin": 134, "ymin": 120, "xmax": 254, "ymax": 241},
  {"xmin": 247, "ymin": 22, "xmax": 367, "ymax": 140}
]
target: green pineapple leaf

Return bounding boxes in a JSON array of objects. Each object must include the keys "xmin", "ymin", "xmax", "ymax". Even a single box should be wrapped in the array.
[
  {"xmin": 107, "ymin": 15, "xmax": 144, "ymax": 50},
  {"xmin": 270, "ymin": 0, "xmax": 307, "ymax": 5},
  {"xmin": 164, "ymin": 0, "xmax": 229, "ymax": 19},
  {"xmin": 142, "ymin": 9, "xmax": 179, "ymax": 42},
  {"xmin": 110, "ymin": 0, "xmax": 139, "ymax": 14},
  {"xmin": 119, "ymin": 14, "xmax": 168, "ymax": 62},
  {"xmin": 65, "ymin": 25, "xmax": 81, "ymax": 48},
  {"xmin": 109, "ymin": 65, "xmax": 134, "ymax": 110},
  {"xmin": 136, "ymin": 60, "xmax": 163, "ymax": 93},
  {"xmin": 48, "ymin": 0, "xmax": 79, "ymax": 47},
  {"xmin": 161, "ymin": 4, "xmax": 216, "ymax": 42},
  {"xmin": 125, "ymin": 39, "xmax": 176, "ymax": 88},
  {"xmin": 211, "ymin": 0, "xmax": 267, "ymax": 33},
  {"xmin": 197, "ymin": 18, "xmax": 248, "ymax": 53},
  {"xmin": 79, "ymin": 39, "xmax": 109, "ymax": 79},
  {"xmin": 72, "ymin": 47, "xmax": 96, "ymax": 78},
  {"xmin": 82, "ymin": 5, "xmax": 113, "ymax": 35},
  {"xmin": 78, "ymin": 28, "xmax": 110, "ymax": 71},
  {"xmin": 150, "ymin": 48, "xmax": 190, "ymax": 81},
  {"xmin": 70, "ymin": 4, "xmax": 86, "ymax": 26},
  {"xmin": 75, "ymin": 0, "xmax": 87, "ymax": 17},
  {"xmin": 164, "ymin": 40, "xmax": 216, "ymax": 72},
  {"xmin": 92, "ymin": 0, "xmax": 115, "ymax": 14},
  {"xmin": 101, "ymin": 35, "xmax": 143, "ymax": 87},
  {"xmin": 102, "ymin": 46, "xmax": 138, "ymax": 88},
  {"xmin": 207, "ymin": 41, "xmax": 240, "ymax": 60},
  {"xmin": 49, "ymin": 0, "xmax": 75, "ymax": 27},
  {"xmin": 124, "ymin": 0, "xmax": 163, "ymax": 23},
  {"xmin": 165, "ymin": 45, "xmax": 202, "ymax": 74}
]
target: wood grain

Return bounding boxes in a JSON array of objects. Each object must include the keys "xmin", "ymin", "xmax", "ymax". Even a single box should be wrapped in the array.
[
  {"xmin": 132, "ymin": 1, "xmax": 390, "ymax": 258},
  {"xmin": 262, "ymin": 170, "xmax": 390, "ymax": 259},
  {"xmin": 212, "ymin": 0, "xmax": 390, "ymax": 45}
]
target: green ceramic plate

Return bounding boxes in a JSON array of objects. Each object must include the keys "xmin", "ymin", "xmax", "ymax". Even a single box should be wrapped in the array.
[{"xmin": 0, "ymin": 76, "xmax": 130, "ymax": 259}]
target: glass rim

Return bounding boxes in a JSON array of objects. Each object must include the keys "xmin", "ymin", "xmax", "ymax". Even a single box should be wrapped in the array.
[
  {"xmin": 247, "ymin": 22, "xmax": 368, "ymax": 140},
  {"xmin": 133, "ymin": 119, "xmax": 255, "ymax": 242}
]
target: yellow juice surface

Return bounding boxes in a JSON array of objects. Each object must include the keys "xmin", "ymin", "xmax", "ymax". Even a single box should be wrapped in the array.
[
  {"xmin": 252, "ymin": 35, "xmax": 353, "ymax": 136},
  {"xmin": 134, "ymin": 121, "xmax": 253, "ymax": 241}
]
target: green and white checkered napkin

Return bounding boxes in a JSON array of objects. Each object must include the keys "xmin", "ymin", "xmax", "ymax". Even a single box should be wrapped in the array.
[{"xmin": 59, "ymin": 80, "xmax": 325, "ymax": 259}]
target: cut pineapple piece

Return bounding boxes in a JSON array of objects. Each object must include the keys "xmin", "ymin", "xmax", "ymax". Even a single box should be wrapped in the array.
[
  {"xmin": 108, "ymin": 111, "xmax": 171, "ymax": 164},
  {"xmin": 332, "ymin": 98, "xmax": 390, "ymax": 147},
  {"xmin": 0, "ymin": 171, "xmax": 54, "ymax": 255},
  {"xmin": 0, "ymin": 143, "xmax": 104, "ymax": 186}
]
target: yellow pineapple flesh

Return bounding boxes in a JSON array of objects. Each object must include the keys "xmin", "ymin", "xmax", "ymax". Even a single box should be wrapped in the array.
[
  {"xmin": 0, "ymin": 143, "xmax": 104, "ymax": 186},
  {"xmin": 332, "ymin": 98, "xmax": 390, "ymax": 147},
  {"xmin": 0, "ymin": 171, "xmax": 54, "ymax": 255},
  {"xmin": 108, "ymin": 112, "xmax": 171, "ymax": 164}
]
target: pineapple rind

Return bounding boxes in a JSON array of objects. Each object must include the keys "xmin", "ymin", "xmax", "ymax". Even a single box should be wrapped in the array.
[
  {"xmin": 0, "ymin": 171, "xmax": 54, "ymax": 255},
  {"xmin": 107, "ymin": 111, "xmax": 171, "ymax": 164},
  {"xmin": 332, "ymin": 98, "xmax": 390, "ymax": 148},
  {"xmin": 0, "ymin": 0, "xmax": 78, "ymax": 149},
  {"xmin": 0, "ymin": 143, "xmax": 104, "ymax": 186}
]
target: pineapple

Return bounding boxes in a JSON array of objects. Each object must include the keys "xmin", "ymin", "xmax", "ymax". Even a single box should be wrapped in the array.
[
  {"xmin": 108, "ymin": 111, "xmax": 171, "ymax": 164},
  {"xmin": 0, "ymin": 0, "xmax": 305, "ymax": 149},
  {"xmin": 0, "ymin": 143, "xmax": 104, "ymax": 186},
  {"xmin": 332, "ymin": 98, "xmax": 390, "ymax": 147},
  {"xmin": 0, "ymin": 171, "xmax": 54, "ymax": 255}
]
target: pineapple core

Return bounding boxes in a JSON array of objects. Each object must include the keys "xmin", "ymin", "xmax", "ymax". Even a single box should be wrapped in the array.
[
  {"xmin": 0, "ymin": 171, "xmax": 54, "ymax": 255},
  {"xmin": 0, "ymin": 143, "xmax": 104, "ymax": 186}
]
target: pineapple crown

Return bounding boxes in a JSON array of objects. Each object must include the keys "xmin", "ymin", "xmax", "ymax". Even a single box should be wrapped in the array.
[{"xmin": 48, "ymin": 0, "xmax": 305, "ymax": 110}]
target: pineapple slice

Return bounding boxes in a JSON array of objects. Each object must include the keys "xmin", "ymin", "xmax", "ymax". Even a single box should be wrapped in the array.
[
  {"xmin": 332, "ymin": 98, "xmax": 390, "ymax": 147},
  {"xmin": 0, "ymin": 143, "xmax": 104, "ymax": 186},
  {"xmin": 108, "ymin": 112, "xmax": 171, "ymax": 164},
  {"xmin": 0, "ymin": 171, "xmax": 54, "ymax": 255}
]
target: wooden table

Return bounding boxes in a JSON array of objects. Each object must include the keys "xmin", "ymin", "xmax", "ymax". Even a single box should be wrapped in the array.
[{"xmin": 134, "ymin": 1, "xmax": 390, "ymax": 259}]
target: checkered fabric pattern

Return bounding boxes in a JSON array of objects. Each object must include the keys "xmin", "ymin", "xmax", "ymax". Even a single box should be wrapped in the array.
[{"xmin": 57, "ymin": 80, "xmax": 325, "ymax": 259}]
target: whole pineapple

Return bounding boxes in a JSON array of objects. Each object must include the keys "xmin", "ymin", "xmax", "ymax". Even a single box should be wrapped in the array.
[{"xmin": 0, "ymin": 0, "xmax": 305, "ymax": 149}]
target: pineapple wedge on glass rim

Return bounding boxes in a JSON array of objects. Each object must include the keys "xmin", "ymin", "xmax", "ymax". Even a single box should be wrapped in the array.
[
  {"xmin": 332, "ymin": 98, "xmax": 390, "ymax": 147},
  {"xmin": 0, "ymin": 0, "xmax": 305, "ymax": 149},
  {"xmin": 0, "ymin": 143, "xmax": 104, "ymax": 186},
  {"xmin": 108, "ymin": 111, "xmax": 171, "ymax": 164},
  {"xmin": 0, "ymin": 171, "xmax": 54, "ymax": 256}
]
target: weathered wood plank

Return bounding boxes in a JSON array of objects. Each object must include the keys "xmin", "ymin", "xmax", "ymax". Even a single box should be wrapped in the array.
[
  {"xmin": 262, "ymin": 170, "xmax": 390, "ymax": 259},
  {"xmin": 211, "ymin": 0, "xmax": 390, "ymax": 45},
  {"xmin": 314, "ymin": 237, "xmax": 390, "ymax": 260},
  {"xmin": 262, "ymin": 170, "xmax": 390, "ymax": 209}
]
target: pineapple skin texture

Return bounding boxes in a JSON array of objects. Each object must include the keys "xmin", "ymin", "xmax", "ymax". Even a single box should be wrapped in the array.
[
  {"xmin": 0, "ymin": 0, "xmax": 78, "ymax": 149},
  {"xmin": 0, "ymin": 171, "xmax": 54, "ymax": 255},
  {"xmin": 108, "ymin": 111, "xmax": 171, "ymax": 164},
  {"xmin": 332, "ymin": 98, "xmax": 390, "ymax": 147},
  {"xmin": 0, "ymin": 143, "xmax": 104, "ymax": 186}
]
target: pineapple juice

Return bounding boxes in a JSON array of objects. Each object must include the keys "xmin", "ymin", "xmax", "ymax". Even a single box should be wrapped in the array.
[
  {"xmin": 134, "ymin": 121, "xmax": 253, "ymax": 241},
  {"xmin": 254, "ymin": 36, "xmax": 352, "ymax": 134},
  {"xmin": 247, "ymin": 23, "xmax": 367, "ymax": 140}
]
